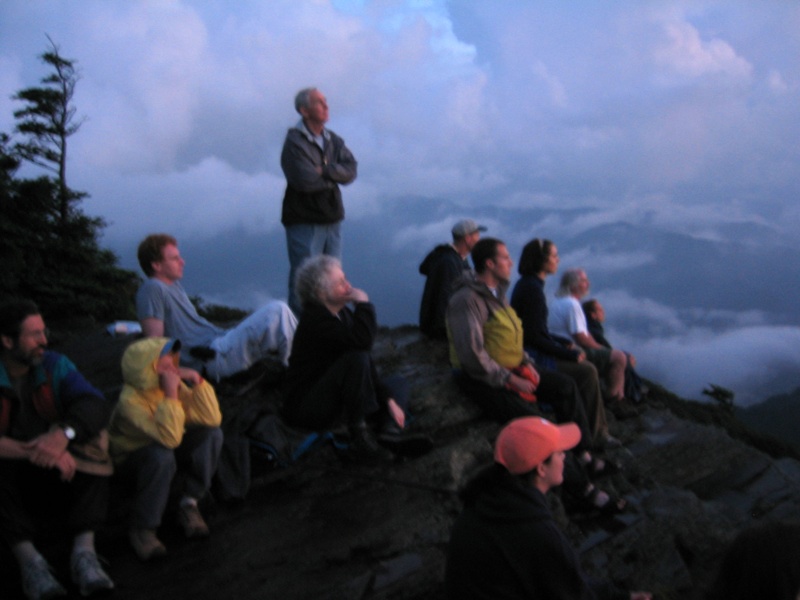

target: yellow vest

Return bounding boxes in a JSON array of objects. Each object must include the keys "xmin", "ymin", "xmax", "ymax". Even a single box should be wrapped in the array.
[{"xmin": 484, "ymin": 305, "xmax": 524, "ymax": 368}]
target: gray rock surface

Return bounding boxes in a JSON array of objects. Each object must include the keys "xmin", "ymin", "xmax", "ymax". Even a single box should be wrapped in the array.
[{"xmin": 2, "ymin": 325, "xmax": 798, "ymax": 599}]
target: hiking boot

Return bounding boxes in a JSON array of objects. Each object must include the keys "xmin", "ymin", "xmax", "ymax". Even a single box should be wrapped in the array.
[
  {"xmin": 178, "ymin": 502, "xmax": 210, "ymax": 539},
  {"xmin": 347, "ymin": 422, "xmax": 394, "ymax": 465},
  {"xmin": 70, "ymin": 550, "xmax": 114, "ymax": 597},
  {"xmin": 129, "ymin": 529, "xmax": 166, "ymax": 561},
  {"xmin": 20, "ymin": 555, "xmax": 66, "ymax": 600},
  {"xmin": 377, "ymin": 424, "xmax": 434, "ymax": 458}
]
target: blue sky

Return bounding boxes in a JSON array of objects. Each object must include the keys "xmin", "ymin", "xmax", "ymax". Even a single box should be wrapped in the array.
[{"xmin": 2, "ymin": 1, "xmax": 799, "ymax": 405}]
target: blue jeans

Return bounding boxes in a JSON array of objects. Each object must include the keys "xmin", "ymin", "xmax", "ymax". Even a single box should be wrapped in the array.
[{"xmin": 285, "ymin": 222, "xmax": 342, "ymax": 315}]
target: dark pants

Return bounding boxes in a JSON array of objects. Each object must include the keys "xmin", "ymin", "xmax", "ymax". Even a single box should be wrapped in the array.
[
  {"xmin": 454, "ymin": 369, "xmax": 592, "ymax": 453},
  {"xmin": 281, "ymin": 351, "xmax": 383, "ymax": 431},
  {"xmin": 0, "ymin": 459, "xmax": 108, "ymax": 546},
  {"xmin": 535, "ymin": 367, "xmax": 593, "ymax": 455},
  {"xmin": 116, "ymin": 427, "xmax": 223, "ymax": 530},
  {"xmin": 454, "ymin": 371, "xmax": 589, "ymax": 497},
  {"xmin": 454, "ymin": 370, "xmax": 543, "ymax": 424},
  {"xmin": 555, "ymin": 358, "xmax": 608, "ymax": 442}
]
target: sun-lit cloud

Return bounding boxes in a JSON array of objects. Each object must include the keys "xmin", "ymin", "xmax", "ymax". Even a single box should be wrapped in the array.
[
  {"xmin": 652, "ymin": 17, "xmax": 753, "ymax": 80},
  {"xmin": 78, "ymin": 156, "xmax": 285, "ymax": 243}
]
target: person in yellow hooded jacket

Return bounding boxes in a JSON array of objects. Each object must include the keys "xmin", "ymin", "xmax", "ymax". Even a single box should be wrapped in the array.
[{"xmin": 109, "ymin": 337, "xmax": 222, "ymax": 561}]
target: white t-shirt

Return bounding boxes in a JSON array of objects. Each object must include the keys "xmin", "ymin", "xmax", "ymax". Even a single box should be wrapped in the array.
[
  {"xmin": 136, "ymin": 278, "xmax": 225, "ymax": 349},
  {"xmin": 546, "ymin": 296, "xmax": 587, "ymax": 341}
]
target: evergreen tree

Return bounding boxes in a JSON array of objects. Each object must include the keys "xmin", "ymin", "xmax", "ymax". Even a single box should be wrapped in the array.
[
  {"xmin": 2, "ymin": 38, "xmax": 139, "ymax": 322},
  {"xmin": 12, "ymin": 36, "xmax": 83, "ymax": 228}
]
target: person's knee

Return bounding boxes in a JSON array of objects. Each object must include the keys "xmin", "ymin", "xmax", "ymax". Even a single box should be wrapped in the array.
[
  {"xmin": 254, "ymin": 300, "xmax": 296, "ymax": 330},
  {"xmin": 184, "ymin": 426, "xmax": 223, "ymax": 448},
  {"xmin": 273, "ymin": 300, "xmax": 297, "ymax": 325},
  {"xmin": 139, "ymin": 445, "xmax": 177, "ymax": 478},
  {"xmin": 611, "ymin": 349, "xmax": 626, "ymax": 367}
]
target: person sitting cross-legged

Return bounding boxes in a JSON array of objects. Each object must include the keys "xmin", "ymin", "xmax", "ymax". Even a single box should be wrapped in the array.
[
  {"xmin": 109, "ymin": 337, "xmax": 223, "ymax": 561},
  {"xmin": 280, "ymin": 255, "xmax": 431, "ymax": 465}
]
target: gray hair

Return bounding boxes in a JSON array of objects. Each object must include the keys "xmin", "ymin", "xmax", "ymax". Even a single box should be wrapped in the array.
[
  {"xmin": 555, "ymin": 268, "xmax": 586, "ymax": 298},
  {"xmin": 294, "ymin": 254, "xmax": 341, "ymax": 308},
  {"xmin": 294, "ymin": 87, "xmax": 318, "ymax": 114}
]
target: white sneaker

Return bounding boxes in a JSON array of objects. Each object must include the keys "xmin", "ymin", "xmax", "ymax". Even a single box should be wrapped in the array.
[
  {"xmin": 20, "ymin": 555, "xmax": 66, "ymax": 600},
  {"xmin": 70, "ymin": 550, "xmax": 114, "ymax": 597}
]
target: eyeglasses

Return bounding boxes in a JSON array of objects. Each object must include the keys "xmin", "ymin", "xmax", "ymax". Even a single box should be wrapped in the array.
[{"xmin": 21, "ymin": 328, "xmax": 49, "ymax": 341}]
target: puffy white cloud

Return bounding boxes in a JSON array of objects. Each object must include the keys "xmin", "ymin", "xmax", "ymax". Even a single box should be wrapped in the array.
[
  {"xmin": 78, "ymin": 156, "xmax": 285, "ymax": 243},
  {"xmin": 632, "ymin": 325, "xmax": 800, "ymax": 406},
  {"xmin": 652, "ymin": 18, "xmax": 753, "ymax": 80}
]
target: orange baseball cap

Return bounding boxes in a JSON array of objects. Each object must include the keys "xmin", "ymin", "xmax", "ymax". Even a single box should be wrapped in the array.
[{"xmin": 494, "ymin": 417, "xmax": 581, "ymax": 475}]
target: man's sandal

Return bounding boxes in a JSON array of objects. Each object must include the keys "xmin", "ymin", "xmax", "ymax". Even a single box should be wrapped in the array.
[{"xmin": 581, "ymin": 485, "xmax": 627, "ymax": 515}]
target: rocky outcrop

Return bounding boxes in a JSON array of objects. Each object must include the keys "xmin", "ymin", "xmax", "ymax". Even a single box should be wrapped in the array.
[{"xmin": 2, "ymin": 325, "xmax": 798, "ymax": 599}]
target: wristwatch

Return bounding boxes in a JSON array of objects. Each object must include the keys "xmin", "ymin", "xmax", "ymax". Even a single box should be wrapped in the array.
[{"xmin": 62, "ymin": 425, "xmax": 76, "ymax": 441}]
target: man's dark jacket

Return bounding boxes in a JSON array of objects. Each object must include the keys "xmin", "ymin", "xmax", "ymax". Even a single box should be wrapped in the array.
[
  {"xmin": 0, "ymin": 351, "xmax": 109, "ymax": 442},
  {"xmin": 418, "ymin": 244, "xmax": 469, "ymax": 339}
]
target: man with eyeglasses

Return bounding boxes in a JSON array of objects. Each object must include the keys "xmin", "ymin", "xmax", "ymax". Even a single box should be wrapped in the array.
[
  {"xmin": 136, "ymin": 233, "xmax": 297, "ymax": 381},
  {"xmin": 0, "ymin": 299, "xmax": 115, "ymax": 599}
]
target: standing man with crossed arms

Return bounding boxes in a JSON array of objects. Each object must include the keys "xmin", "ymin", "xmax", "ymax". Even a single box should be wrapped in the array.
[{"xmin": 280, "ymin": 87, "xmax": 358, "ymax": 315}]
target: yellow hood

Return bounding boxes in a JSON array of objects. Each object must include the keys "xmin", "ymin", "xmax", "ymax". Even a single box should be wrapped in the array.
[{"xmin": 121, "ymin": 337, "xmax": 179, "ymax": 391}]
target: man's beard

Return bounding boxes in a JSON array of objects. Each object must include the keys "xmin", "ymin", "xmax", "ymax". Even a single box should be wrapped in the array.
[{"xmin": 12, "ymin": 345, "xmax": 45, "ymax": 367}]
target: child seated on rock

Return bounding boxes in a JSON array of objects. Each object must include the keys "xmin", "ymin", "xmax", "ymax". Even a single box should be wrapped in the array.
[{"xmin": 108, "ymin": 337, "xmax": 222, "ymax": 561}]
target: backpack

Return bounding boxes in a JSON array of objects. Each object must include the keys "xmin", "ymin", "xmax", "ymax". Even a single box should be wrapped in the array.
[{"xmin": 213, "ymin": 408, "xmax": 343, "ymax": 501}]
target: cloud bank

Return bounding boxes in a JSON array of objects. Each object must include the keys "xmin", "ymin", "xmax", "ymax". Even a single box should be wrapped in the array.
[{"xmin": 2, "ymin": 1, "xmax": 799, "ymax": 405}]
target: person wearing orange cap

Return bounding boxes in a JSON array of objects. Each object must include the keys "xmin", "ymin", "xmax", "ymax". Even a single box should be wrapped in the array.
[{"xmin": 445, "ymin": 417, "xmax": 652, "ymax": 600}]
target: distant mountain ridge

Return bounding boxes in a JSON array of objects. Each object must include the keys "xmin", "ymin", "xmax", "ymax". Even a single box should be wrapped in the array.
[
  {"xmin": 736, "ymin": 387, "xmax": 800, "ymax": 452},
  {"xmin": 107, "ymin": 198, "xmax": 800, "ymax": 406}
]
